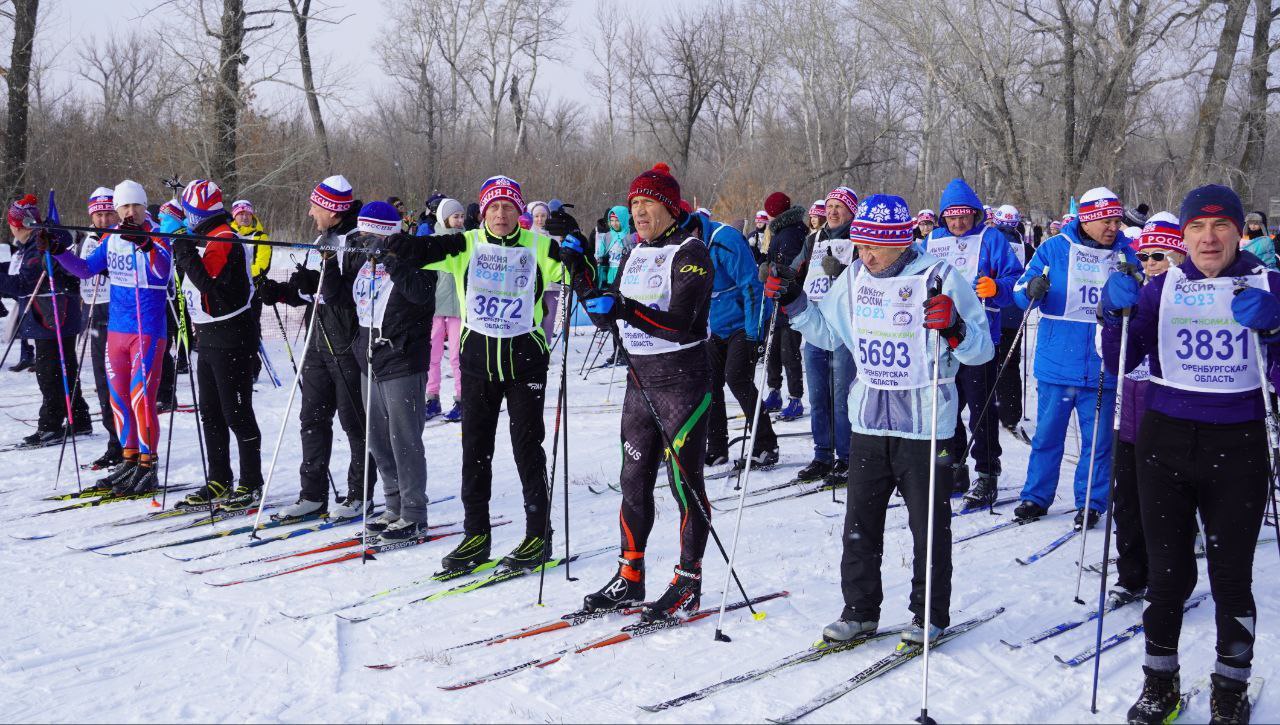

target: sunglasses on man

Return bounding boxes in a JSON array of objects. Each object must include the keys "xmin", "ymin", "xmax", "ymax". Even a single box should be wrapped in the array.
[{"xmin": 1137, "ymin": 252, "xmax": 1168, "ymax": 262}]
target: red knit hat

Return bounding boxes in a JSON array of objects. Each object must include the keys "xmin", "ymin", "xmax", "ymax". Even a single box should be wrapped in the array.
[
  {"xmin": 628, "ymin": 163, "xmax": 681, "ymax": 217},
  {"xmin": 764, "ymin": 192, "xmax": 791, "ymax": 219},
  {"xmin": 7, "ymin": 194, "xmax": 39, "ymax": 229}
]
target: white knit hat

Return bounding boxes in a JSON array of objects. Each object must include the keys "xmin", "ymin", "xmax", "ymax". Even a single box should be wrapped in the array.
[{"xmin": 113, "ymin": 180, "xmax": 147, "ymax": 208}]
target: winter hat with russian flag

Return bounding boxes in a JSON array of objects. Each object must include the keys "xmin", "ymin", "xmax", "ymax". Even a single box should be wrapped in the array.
[
  {"xmin": 628, "ymin": 164, "xmax": 681, "ymax": 218},
  {"xmin": 1137, "ymin": 212, "xmax": 1186, "ymax": 254},
  {"xmin": 356, "ymin": 200, "xmax": 401, "ymax": 236},
  {"xmin": 808, "ymin": 200, "xmax": 827, "ymax": 218},
  {"xmin": 479, "ymin": 175, "xmax": 527, "ymax": 217},
  {"xmin": 181, "ymin": 179, "xmax": 225, "ymax": 227},
  {"xmin": 1077, "ymin": 187, "xmax": 1124, "ymax": 223},
  {"xmin": 311, "ymin": 175, "xmax": 354, "ymax": 213},
  {"xmin": 848, "ymin": 194, "xmax": 916, "ymax": 248},
  {"xmin": 826, "ymin": 186, "xmax": 859, "ymax": 216},
  {"xmin": 88, "ymin": 187, "xmax": 115, "ymax": 215}
]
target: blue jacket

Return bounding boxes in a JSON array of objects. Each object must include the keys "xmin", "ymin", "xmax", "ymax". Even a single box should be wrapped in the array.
[
  {"xmin": 0, "ymin": 240, "xmax": 83, "ymax": 340},
  {"xmin": 996, "ymin": 226, "xmax": 1029, "ymax": 329},
  {"xmin": 1013, "ymin": 219, "xmax": 1138, "ymax": 389},
  {"xmin": 53, "ymin": 225, "xmax": 173, "ymax": 338},
  {"xmin": 687, "ymin": 212, "xmax": 765, "ymax": 340},
  {"xmin": 787, "ymin": 249, "xmax": 994, "ymax": 439}
]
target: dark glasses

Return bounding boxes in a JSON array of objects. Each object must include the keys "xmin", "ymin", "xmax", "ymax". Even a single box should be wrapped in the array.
[{"xmin": 1137, "ymin": 252, "xmax": 1167, "ymax": 262}]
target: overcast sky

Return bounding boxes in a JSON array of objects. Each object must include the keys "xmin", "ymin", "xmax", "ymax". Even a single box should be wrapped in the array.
[{"xmin": 37, "ymin": 0, "xmax": 680, "ymax": 117}]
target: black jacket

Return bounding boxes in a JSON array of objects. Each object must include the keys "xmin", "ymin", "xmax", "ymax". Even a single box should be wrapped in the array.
[
  {"xmin": 172, "ymin": 213, "xmax": 256, "ymax": 349},
  {"xmin": 260, "ymin": 209, "xmax": 362, "ymax": 357},
  {"xmin": 322, "ymin": 233, "xmax": 435, "ymax": 381}
]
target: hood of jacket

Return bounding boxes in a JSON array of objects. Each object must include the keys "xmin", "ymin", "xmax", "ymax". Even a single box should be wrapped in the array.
[
  {"xmin": 435, "ymin": 198, "xmax": 465, "ymax": 233},
  {"xmin": 938, "ymin": 178, "xmax": 983, "ymax": 217},
  {"xmin": 607, "ymin": 205, "xmax": 631, "ymax": 246},
  {"xmin": 768, "ymin": 206, "xmax": 807, "ymax": 235}
]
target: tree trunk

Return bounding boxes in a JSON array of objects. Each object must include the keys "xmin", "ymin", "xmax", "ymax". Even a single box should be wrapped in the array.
[
  {"xmin": 288, "ymin": 0, "xmax": 331, "ymax": 166},
  {"xmin": 1188, "ymin": 0, "xmax": 1249, "ymax": 182},
  {"xmin": 1, "ymin": 0, "xmax": 40, "ymax": 213},
  {"xmin": 1056, "ymin": 0, "xmax": 1079, "ymax": 201},
  {"xmin": 213, "ymin": 0, "xmax": 246, "ymax": 197},
  {"xmin": 1238, "ymin": 0, "xmax": 1273, "ymax": 202},
  {"xmin": 510, "ymin": 73, "xmax": 526, "ymax": 155}
]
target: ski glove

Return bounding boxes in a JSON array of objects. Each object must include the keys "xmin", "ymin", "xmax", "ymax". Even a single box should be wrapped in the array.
[
  {"xmin": 975, "ymin": 276, "xmax": 997, "ymax": 299},
  {"xmin": 1025, "ymin": 274, "xmax": 1050, "ymax": 301},
  {"xmin": 1100, "ymin": 271, "xmax": 1141, "ymax": 315},
  {"xmin": 34, "ymin": 229, "xmax": 70, "ymax": 256},
  {"xmin": 256, "ymin": 278, "xmax": 283, "ymax": 305},
  {"xmin": 381, "ymin": 231, "xmax": 416, "ymax": 259},
  {"xmin": 557, "ymin": 232, "xmax": 587, "ymax": 272},
  {"xmin": 924, "ymin": 294, "xmax": 966, "ymax": 349},
  {"xmin": 544, "ymin": 209, "xmax": 581, "ymax": 239},
  {"xmin": 764, "ymin": 264, "xmax": 801, "ymax": 305},
  {"xmin": 583, "ymin": 289, "xmax": 622, "ymax": 325},
  {"xmin": 820, "ymin": 253, "xmax": 845, "ymax": 279},
  {"xmin": 290, "ymin": 265, "xmax": 321, "ymax": 296},
  {"xmin": 1231, "ymin": 286, "xmax": 1280, "ymax": 341},
  {"xmin": 118, "ymin": 221, "xmax": 153, "ymax": 251}
]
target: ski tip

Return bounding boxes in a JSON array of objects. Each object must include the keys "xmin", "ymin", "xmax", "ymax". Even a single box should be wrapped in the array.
[
  {"xmin": 999, "ymin": 639, "xmax": 1022, "ymax": 650},
  {"xmin": 637, "ymin": 705, "xmax": 661, "ymax": 713},
  {"xmin": 365, "ymin": 663, "xmax": 395, "ymax": 671},
  {"xmin": 753, "ymin": 611, "xmax": 767, "ymax": 621},
  {"xmin": 1015, "ymin": 558, "xmax": 1030, "ymax": 565},
  {"xmin": 1052, "ymin": 654, "xmax": 1070, "ymax": 666}
]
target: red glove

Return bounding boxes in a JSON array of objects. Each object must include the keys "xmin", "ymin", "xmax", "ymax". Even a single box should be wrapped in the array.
[{"xmin": 924, "ymin": 294, "xmax": 965, "ymax": 349}]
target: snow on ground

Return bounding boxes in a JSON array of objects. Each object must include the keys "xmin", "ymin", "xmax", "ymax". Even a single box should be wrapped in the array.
[{"xmin": 0, "ymin": 319, "xmax": 1274, "ymax": 723}]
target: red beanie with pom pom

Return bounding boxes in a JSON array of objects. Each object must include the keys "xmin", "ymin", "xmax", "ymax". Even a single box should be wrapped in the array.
[
  {"xmin": 628, "ymin": 163, "xmax": 681, "ymax": 217},
  {"xmin": 7, "ymin": 194, "xmax": 40, "ymax": 229},
  {"xmin": 764, "ymin": 191, "xmax": 791, "ymax": 218}
]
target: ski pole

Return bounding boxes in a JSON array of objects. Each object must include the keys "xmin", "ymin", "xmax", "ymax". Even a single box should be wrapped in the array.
[
  {"xmin": 538, "ymin": 273, "xmax": 577, "ymax": 603},
  {"xmin": 131, "ymin": 244, "xmax": 159, "ymax": 502},
  {"xmin": 578, "ymin": 328, "xmax": 603, "ymax": 377},
  {"xmin": 608, "ymin": 326, "xmax": 764, "ymax": 620},
  {"xmin": 246, "ymin": 258, "xmax": 329, "ymax": 538},
  {"xmin": 561, "ymin": 286, "xmax": 576, "ymax": 582},
  {"xmin": 1246, "ymin": 299, "xmax": 1280, "ymax": 563},
  {"xmin": 54, "ymin": 268, "xmax": 102, "ymax": 488},
  {"xmin": 163, "ymin": 285, "xmax": 210, "ymax": 510},
  {"xmin": 917, "ymin": 281, "xmax": 946, "ymax": 725},
  {"xmin": 36, "ymin": 221, "xmax": 362, "ymax": 256},
  {"xmin": 0, "ymin": 269, "xmax": 46, "ymax": 370},
  {"xmin": 604, "ymin": 334, "xmax": 621, "ymax": 403},
  {"xmin": 713, "ymin": 302, "xmax": 779, "ymax": 642},
  {"xmin": 359, "ymin": 252, "xmax": 378, "ymax": 564},
  {"xmin": 42, "ymin": 251, "xmax": 84, "ymax": 492},
  {"xmin": 1089, "ymin": 305, "xmax": 1132, "ymax": 713},
  {"xmin": 271, "ymin": 303, "xmax": 297, "ymax": 374}
]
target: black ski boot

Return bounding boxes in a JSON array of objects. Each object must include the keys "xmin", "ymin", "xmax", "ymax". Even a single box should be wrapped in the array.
[
  {"xmin": 1014, "ymin": 500, "xmax": 1048, "ymax": 521},
  {"xmin": 500, "ymin": 534, "xmax": 550, "ymax": 570},
  {"xmin": 641, "ymin": 565, "xmax": 702, "ymax": 623},
  {"xmin": 825, "ymin": 459, "xmax": 849, "ymax": 486},
  {"xmin": 439, "ymin": 532, "xmax": 492, "ymax": 574},
  {"xmin": 749, "ymin": 447, "xmax": 780, "ymax": 467},
  {"xmin": 96, "ymin": 459, "xmax": 138, "ymax": 492},
  {"xmin": 1074, "ymin": 507, "xmax": 1101, "ymax": 531},
  {"xmin": 90, "ymin": 447, "xmax": 124, "ymax": 471},
  {"xmin": 582, "ymin": 556, "xmax": 645, "ymax": 612},
  {"xmin": 1126, "ymin": 666, "xmax": 1180, "ymax": 724},
  {"xmin": 182, "ymin": 480, "xmax": 231, "ymax": 507},
  {"xmin": 962, "ymin": 475, "xmax": 998, "ymax": 508},
  {"xmin": 228, "ymin": 482, "xmax": 262, "ymax": 508},
  {"xmin": 950, "ymin": 463, "xmax": 971, "ymax": 495},
  {"xmin": 118, "ymin": 463, "xmax": 157, "ymax": 495},
  {"xmin": 705, "ymin": 451, "xmax": 729, "ymax": 467},
  {"xmin": 23, "ymin": 430, "xmax": 60, "ymax": 447},
  {"xmin": 796, "ymin": 459, "xmax": 833, "ymax": 481},
  {"xmin": 1209, "ymin": 673, "xmax": 1252, "ymax": 724}
]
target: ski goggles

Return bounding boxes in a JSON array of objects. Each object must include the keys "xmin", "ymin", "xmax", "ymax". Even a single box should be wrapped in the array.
[{"xmin": 1136, "ymin": 252, "xmax": 1169, "ymax": 262}]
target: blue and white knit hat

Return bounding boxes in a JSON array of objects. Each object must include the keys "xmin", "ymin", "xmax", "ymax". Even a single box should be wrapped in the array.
[
  {"xmin": 181, "ymin": 179, "xmax": 223, "ymax": 227},
  {"xmin": 87, "ymin": 187, "xmax": 114, "ymax": 215},
  {"xmin": 848, "ymin": 194, "xmax": 916, "ymax": 248},
  {"xmin": 1077, "ymin": 187, "xmax": 1124, "ymax": 223},
  {"xmin": 356, "ymin": 200, "xmax": 401, "ymax": 236},
  {"xmin": 1138, "ymin": 211, "xmax": 1186, "ymax": 254},
  {"xmin": 311, "ymin": 175, "xmax": 354, "ymax": 213}
]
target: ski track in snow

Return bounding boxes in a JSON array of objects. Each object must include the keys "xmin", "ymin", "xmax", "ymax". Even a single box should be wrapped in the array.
[{"xmin": 0, "ymin": 324, "xmax": 1275, "ymax": 723}]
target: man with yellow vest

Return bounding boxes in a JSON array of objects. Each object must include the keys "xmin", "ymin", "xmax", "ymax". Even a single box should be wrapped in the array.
[
  {"xmin": 384, "ymin": 175, "xmax": 567, "ymax": 575},
  {"xmin": 231, "ymin": 199, "xmax": 273, "ymax": 381}
]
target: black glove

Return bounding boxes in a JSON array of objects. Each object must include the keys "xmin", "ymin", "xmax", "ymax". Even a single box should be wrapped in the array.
[
  {"xmin": 118, "ymin": 221, "xmax": 153, "ymax": 251},
  {"xmin": 764, "ymin": 264, "xmax": 801, "ymax": 306},
  {"xmin": 34, "ymin": 229, "xmax": 70, "ymax": 256},
  {"xmin": 290, "ymin": 265, "xmax": 321, "ymax": 295},
  {"xmin": 170, "ymin": 237, "xmax": 197, "ymax": 261},
  {"xmin": 1026, "ymin": 274, "xmax": 1050, "ymax": 302},
  {"xmin": 257, "ymin": 278, "xmax": 283, "ymax": 305},
  {"xmin": 544, "ymin": 209, "xmax": 581, "ymax": 239},
  {"xmin": 820, "ymin": 253, "xmax": 845, "ymax": 279}
]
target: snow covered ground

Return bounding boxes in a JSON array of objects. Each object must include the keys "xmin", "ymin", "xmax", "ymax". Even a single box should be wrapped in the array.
[{"xmin": 0, "ymin": 318, "xmax": 1275, "ymax": 723}]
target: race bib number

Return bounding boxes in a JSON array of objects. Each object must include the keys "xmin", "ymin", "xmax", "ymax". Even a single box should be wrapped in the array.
[
  {"xmin": 804, "ymin": 237, "xmax": 854, "ymax": 302},
  {"xmin": 1057, "ymin": 242, "xmax": 1116, "ymax": 323},
  {"xmin": 464, "ymin": 241, "xmax": 536, "ymax": 338},
  {"xmin": 848, "ymin": 266, "xmax": 931, "ymax": 389},
  {"xmin": 1154, "ymin": 267, "xmax": 1267, "ymax": 393},
  {"xmin": 926, "ymin": 233, "xmax": 981, "ymax": 284}
]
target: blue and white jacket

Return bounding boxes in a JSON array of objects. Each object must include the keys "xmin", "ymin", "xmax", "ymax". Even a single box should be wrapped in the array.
[{"xmin": 686, "ymin": 212, "xmax": 765, "ymax": 341}]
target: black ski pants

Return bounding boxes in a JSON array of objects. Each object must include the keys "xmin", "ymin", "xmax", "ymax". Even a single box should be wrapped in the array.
[
  {"xmin": 1138, "ymin": 410, "xmax": 1268, "ymax": 675},
  {"xmin": 196, "ymin": 346, "xmax": 262, "ymax": 488},
  {"xmin": 1112, "ymin": 439, "xmax": 1148, "ymax": 593},
  {"xmin": 994, "ymin": 326, "xmax": 1023, "ymax": 428},
  {"xmin": 617, "ymin": 350, "xmax": 712, "ymax": 572},
  {"xmin": 842, "ymin": 432, "xmax": 953, "ymax": 628},
  {"xmin": 949, "ymin": 357, "xmax": 1002, "ymax": 477},
  {"xmin": 34, "ymin": 335, "xmax": 90, "ymax": 433},
  {"xmin": 766, "ymin": 312, "xmax": 803, "ymax": 399},
  {"xmin": 707, "ymin": 331, "xmax": 776, "ymax": 457},
  {"xmin": 460, "ymin": 370, "xmax": 549, "ymax": 538},
  {"xmin": 299, "ymin": 348, "xmax": 372, "ymax": 503}
]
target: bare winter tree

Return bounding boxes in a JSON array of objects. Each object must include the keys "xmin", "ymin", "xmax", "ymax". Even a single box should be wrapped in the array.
[
  {"xmin": 1187, "ymin": 0, "xmax": 1250, "ymax": 182},
  {"xmin": 284, "ymin": 0, "xmax": 350, "ymax": 166},
  {"xmin": 1, "ymin": 0, "xmax": 39, "ymax": 210},
  {"xmin": 1237, "ymin": 0, "xmax": 1277, "ymax": 200}
]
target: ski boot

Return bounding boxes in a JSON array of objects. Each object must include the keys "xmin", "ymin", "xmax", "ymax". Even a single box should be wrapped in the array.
[
  {"xmin": 90, "ymin": 447, "xmax": 124, "ymax": 471},
  {"xmin": 365, "ymin": 510, "xmax": 399, "ymax": 534},
  {"xmin": 641, "ymin": 565, "xmax": 702, "ymax": 623},
  {"xmin": 65, "ymin": 419, "xmax": 93, "ymax": 437},
  {"xmin": 950, "ymin": 462, "xmax": 971, "ymax": 496},
  {"xmin": 897, "ymin": 614, "xmax": 943, "ymax": 652},
  {"xmin": 1209, "ymin": 673, "xmax": 1252, "ymax": 724},
  {"xmin": 500, "ymin": 534, "xmax": 550, "ymax": 570},
  {"xmin": 423, "ymin": 397, "xmax": 442, "ymax": 421},
  {"xmin": 825, "ymin": 459, "xmax": 849, "ymax": 486},
  {"xmin": 443, "ymin": 402, "xmax": 462, "ymax": 423},
  {"xmin": 822, "ymin": 617, "xmax": 878, "ymax": 643},
  {"xmin": 227, "ymin": 483, "xmax": 262, "ymax": 508},
  {"xmin": 749, "ymin": 447, "xmax": 780, "ymax": 467},
  {"xmin": 1014, "ymin": 500, "xmax": 1048, "ymax": 522},
  {"xmin": 8, "ymin": 356, "xmax": 33, "ymax": 373},
  {"xmin": 582, "ymin": 554, "xmax": 645, "ymax": 612},
  {"xmin": 778, "ymin": 397, "xmax": 805, "ymax": 421},
  {"xmin": 94, "ymin": 458, "xmax": 137, "ymax": 493},
  {"xmin": 705, "ymin": 451, "xmax": 730, "ymax": 467},
  {"xmin": 273, "ymin": 497, "xmax": 327, "ymax": 521},
  {"xmin": 379, "ymin": 519, "xmax": 426, "ymax": 542},
  {"xmin": 439, "ymin": 532, "xmax": 492, "ymax": 574},
  {"xmin": 962, "ymin": 474, "xmax": 999, "ymax": 508},
  {"xmin": 1074, "ymin": 507, "xmax": 1101, "ymax": 531},
  {"xmin": 22, "ymin": 430, "xmax": 59, "ymax": 447},
  {"xmin": 796, "ymin": 459, "xmax": 833, "ymax": 481},
  {"xmin": 1106, "ymin": 586, "xmax": 1145, "ymax": 610},
  {"xmin": 182, "ymin": 480, "xmax": 231, "ymax": 507},
  {"xmin": 329, "ymin": 496, "xmax": 371, "ymax": 519},
  {"xmin": 762, "ymin": 389, "xmax": 782, "ymax": 413},
  {"xmin": 122, "ymin": 463, "xmax": 158, "ymax": 495},
  {"xmin": 1125, "ymin": 666, "xmax": 1180, "ymax": 724}
]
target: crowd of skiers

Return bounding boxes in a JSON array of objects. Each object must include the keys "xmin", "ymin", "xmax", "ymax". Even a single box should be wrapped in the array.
[{"xmin": 4, "ymin": 162, "xmax": 1279, "ymax": 724}]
